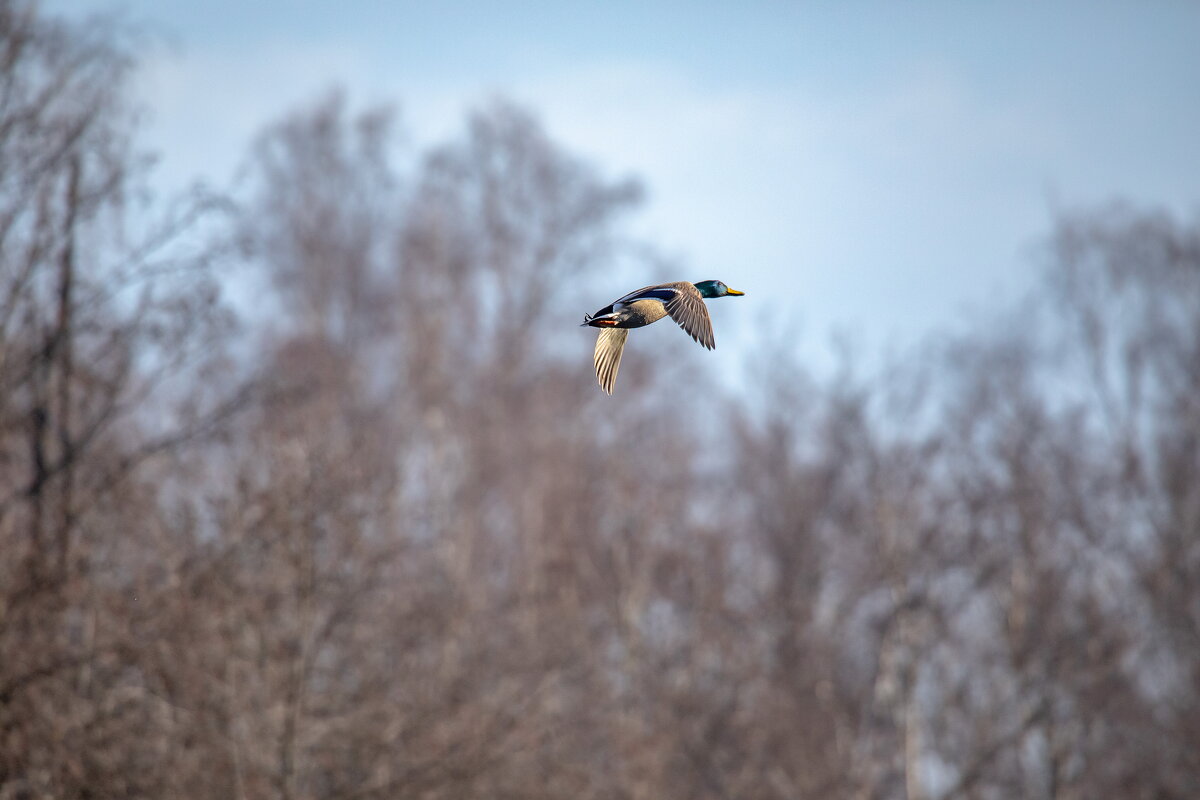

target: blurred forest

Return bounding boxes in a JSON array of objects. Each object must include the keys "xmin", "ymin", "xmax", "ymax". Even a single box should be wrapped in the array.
[{"xmin": 2, "ymin": 4, "xmax": 1199, "ymax": 798}]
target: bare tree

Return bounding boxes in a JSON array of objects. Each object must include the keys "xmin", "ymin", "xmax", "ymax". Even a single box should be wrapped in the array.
[{"xmin": 0, "ymin": 3, "xmax": 244, "ymax": 795}]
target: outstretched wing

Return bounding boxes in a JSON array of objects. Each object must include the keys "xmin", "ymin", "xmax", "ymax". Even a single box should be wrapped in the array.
[
  {"xmin": 611, "ymin": 282, "xmax": 715, "ymax": 349},
  {"xmin": 663, "ymin": 282, "xmax": 715, "ymax": 349},
  {"xmin": 594, "ymin": 328, "xmax": 629, "ymax": 395}
]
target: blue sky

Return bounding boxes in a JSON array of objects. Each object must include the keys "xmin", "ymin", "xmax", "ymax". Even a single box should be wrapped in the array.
[{"xmin": 51, "ymin": 1, "xmax": 1200, "ymax": 373}]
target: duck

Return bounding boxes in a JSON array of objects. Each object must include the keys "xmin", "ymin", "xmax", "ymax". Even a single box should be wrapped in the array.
[{"xmin": 581, "ymin": 280, "xmax": 745, "ymax": 394}]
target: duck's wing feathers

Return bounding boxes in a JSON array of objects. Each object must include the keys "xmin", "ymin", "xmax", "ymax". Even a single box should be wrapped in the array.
[
  {"xmin": 611, "ymin": 282, "xmax": 715, "ymax": 349},
  {"xmin": 612, "ymin": 284, "xmax": 676, "ymax": 305},
  {"xmin": 594, "ymin": 328, "xmax": 629, "ymax": 395},
  {"xmin": 662, "ymin": 282, "xmax": 715, "ymax": 350}
]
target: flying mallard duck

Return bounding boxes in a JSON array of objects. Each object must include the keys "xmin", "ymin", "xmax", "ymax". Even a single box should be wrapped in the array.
[{"xmin": 581, "ymin": 280, "xmax": 745, "ymax": 394}]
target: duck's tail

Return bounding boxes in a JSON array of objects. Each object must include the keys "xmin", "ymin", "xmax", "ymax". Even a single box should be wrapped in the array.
[{"xmin": 581, "ymin": 311, "xmax": 620, "ymax": 328}]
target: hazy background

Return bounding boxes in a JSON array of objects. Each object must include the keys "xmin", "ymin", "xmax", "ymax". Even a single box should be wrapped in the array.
[
  {"xmin": 44, "ymin": 0, "xmax": 1200, "ymax": 369},
  {"xmin": 4, "ymin": 2, "xmax": 1200, "ymax": 798}
]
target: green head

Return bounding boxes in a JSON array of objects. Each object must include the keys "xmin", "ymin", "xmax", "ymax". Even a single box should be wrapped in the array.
[{"xmin": 693, "ymin": 280, "xmax": 745, "ymax": 298}]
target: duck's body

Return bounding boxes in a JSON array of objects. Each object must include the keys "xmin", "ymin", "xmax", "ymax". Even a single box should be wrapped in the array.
[
  {"xmin": 581, "ymin": 280, "xmax": 744, "ymax": 394},
  {"xmin": 589, "ymin": 297, "xmax": 669, "ymax": 329}
]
